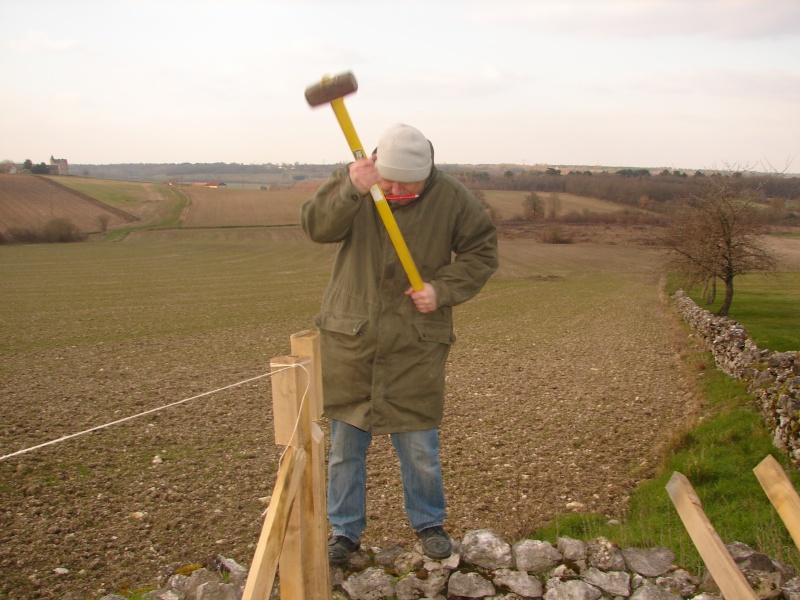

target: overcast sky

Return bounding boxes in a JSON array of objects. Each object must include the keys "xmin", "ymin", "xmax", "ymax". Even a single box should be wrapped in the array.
[{"xmin": 1, "ymin": 0, "xmax": 798, "ymax": 171}]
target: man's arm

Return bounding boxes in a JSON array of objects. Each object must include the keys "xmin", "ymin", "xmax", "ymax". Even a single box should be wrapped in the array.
[
  {"xmin": 430, "ymin": 191, "xmax": 499, "ymax": 308},
  {"xmin": 300, "ymin": 165, "xmax": 369, "ymax": 243}
]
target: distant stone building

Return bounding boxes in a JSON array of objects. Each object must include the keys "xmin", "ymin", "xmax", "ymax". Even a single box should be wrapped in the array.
[{"xmin": 49, "ymin": 156, "xmax": 69, "ymax": 175}]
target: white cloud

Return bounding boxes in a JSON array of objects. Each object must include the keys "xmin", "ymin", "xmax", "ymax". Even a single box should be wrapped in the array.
[
  {"xmin": 466, "ymin": 0, "xmax": 800, "ymax": 40},
  {"xmin": 7, "ymin": 30, "xmax": 87, "ymax": 54}
]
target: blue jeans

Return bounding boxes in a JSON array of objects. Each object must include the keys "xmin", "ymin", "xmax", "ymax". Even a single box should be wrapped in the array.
[{"xmin": 327, "ymin": 419, "xmax": 447, "ymax": 544}]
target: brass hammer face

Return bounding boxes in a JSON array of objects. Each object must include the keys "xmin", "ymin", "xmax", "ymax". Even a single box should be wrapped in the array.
[{"xmin": 304, "ymin": 71, "xmax": 358, "ymax": 107}]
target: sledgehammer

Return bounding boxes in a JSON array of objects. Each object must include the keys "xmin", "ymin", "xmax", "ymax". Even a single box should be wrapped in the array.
[{"xmin": 304, "ymin": 72, "xmax": 424, "ymax": 292}]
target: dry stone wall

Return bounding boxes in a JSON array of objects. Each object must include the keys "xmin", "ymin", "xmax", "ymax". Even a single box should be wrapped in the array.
[
  {"xmin": 671, "ymin": 291, "xmax": 800, "ymax": 465},
  {"xmin": 104, "ymin": 532, "xmax": 800, "ymax": 600}
]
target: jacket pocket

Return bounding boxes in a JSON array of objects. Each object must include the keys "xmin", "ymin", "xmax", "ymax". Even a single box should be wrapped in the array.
[
  {"xmin": 413, "ymin": 320, "xmax": 456, "ymax": 345},
  {"xmin": 316, "ymin": 312, "xmax": 368, "ymax": 336}
]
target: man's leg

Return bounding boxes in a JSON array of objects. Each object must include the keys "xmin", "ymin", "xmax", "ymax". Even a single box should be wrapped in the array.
[
  {"xmin": 390, "ymin": 428, "xmax": 448, "ymax": 535},
  {"xmin": 328, "ymin": 420, "xmax": 371, "ymax": 546}
]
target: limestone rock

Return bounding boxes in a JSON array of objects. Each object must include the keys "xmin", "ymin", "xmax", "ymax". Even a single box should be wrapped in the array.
[
  {"xmin": 374, "ymin": 543, "xmax": 406, "ymax": 566},
  {"xmin": 463, "ymin": 529, "xmax": 514, "ymax": 570},
  {"xmin": 493, "ymin": 568, "xmax": 543, "ymax": 598},
  {"xmin": 186, "ymin": 569, "xmax": 221, "ymax": 598},
  {"xmin": 196, "ymin": 580, "xmax": 239, "ymax": 600},
  {"xmin": 395, "ymin": 567, "xmax": 449, "ymax": 600},
  {"xmin": 783, "ymin": 576, "xmax": 800, "ymax": 600},
  {"xmin": 622, "ymin": 547, "xmax": 676, "ymax": 577},
  {"xmin": 655, "ymin": 568, "xmax": 699, "ymax": 596},
  {"xmin": 557, "ymin": 537, "xmax": 587, "ymax": 562},
  {"xmin": 212, "ymin": 556, "xmax": 248, "ymax": 588},
  {"xmin": 630, "ymin": 580, "xmax": 682, "ymax": 600},
  {"xmin": 582, "ymin": 566, "xmax": 630, "ymax": 596},
  {"xmin": 514, "ymin": 539, "xmax": 562, "ymax": 574},
  {"xmin": 543, "ymin": 579, "xmax": 602, "ymax": 600},
  {"xmin": 342, "ymin": 567, "xmax": 395, "ymax": 600},
  {"xmin": 449, "ymin": 571, "xmax": 496, "ymax": 598},
  {"xmin": 586, "ymin": 537, "xmax": 626, "ymax": 572}
]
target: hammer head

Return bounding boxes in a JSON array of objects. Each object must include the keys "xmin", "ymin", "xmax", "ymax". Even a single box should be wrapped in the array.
[{"xmin": 305, "ymin": 71, "xmax": 358, "ymax": 107}]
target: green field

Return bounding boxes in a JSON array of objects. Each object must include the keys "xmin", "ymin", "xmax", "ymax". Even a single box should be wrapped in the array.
[
  {"xmin": 687, "ymin": 272, "xmax": 800, "ymax": 352},
  {"xmin": 50, "ymin": 175, "xmax": 162, "ymax": 208}
]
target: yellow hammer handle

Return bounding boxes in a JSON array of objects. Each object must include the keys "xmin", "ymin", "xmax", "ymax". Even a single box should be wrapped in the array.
[
  {"xmin": 366, "ymin": 185, "xmax": 424, "ymax": 291},
  {"xmin": 329, "ymin": 98, "xmax": 424, "ymax": 291}
]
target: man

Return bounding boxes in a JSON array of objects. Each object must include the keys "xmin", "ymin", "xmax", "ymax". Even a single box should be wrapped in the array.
[{"xmin": 300, "ymin": 123, "xmax": 498, "ymax": 565}]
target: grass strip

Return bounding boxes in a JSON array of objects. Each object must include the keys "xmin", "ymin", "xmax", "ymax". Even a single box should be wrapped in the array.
[
  {"xmin": 686, "ymin": 272, "xmax": 800, "ymax": 352},
  {"xmin": 532, "ymin": 346, "xmax": 800, "ymax": 574}
]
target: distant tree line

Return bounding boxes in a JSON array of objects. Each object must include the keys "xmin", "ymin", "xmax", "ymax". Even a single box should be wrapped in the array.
[
  {"xmin": 71, "ymin": 162, "xmax": 336, "ymax": 182},
  {"xmin": 447, "ymin": 168, "xmax": 800, "ymax": 217},
  {"xmin": 0, "ymin": 159, "xmax": 54, "ymax": 174},
  {"xmin": 20, "ymin": 160, "xmax": 798, "ymax": 225},
  {"xmin": 20, "ymin": 159, "xmax": 50, "ymax": 174}
]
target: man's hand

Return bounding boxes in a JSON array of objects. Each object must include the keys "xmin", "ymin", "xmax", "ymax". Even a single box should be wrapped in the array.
[
  {"xmin": 405, "ymin": 283, "xmax": 438, "ymax": 314},
  {"xmin": 349, "ymin": 157, "xmax": 380, "ymax": 195}
]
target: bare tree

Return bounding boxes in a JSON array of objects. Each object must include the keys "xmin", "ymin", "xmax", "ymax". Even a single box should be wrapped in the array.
[
  {"xmin": 470, "ymin": 188, "xmax": 500, "ymax": 224},
  {"xmin": 659, "ymin": 171, "xmax": 779, "ymax": 316},
  {"xmin": 523, "ymin": 191, "xmax": 544, "ymax": 221},
  {"xmin": 547, "ymin": 192, "xmax": 562, "ymax": 219}
]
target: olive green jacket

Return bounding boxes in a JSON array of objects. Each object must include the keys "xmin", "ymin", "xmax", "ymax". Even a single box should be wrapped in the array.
[{"xmin": 300, "ymin": 164, "xmax": 498, "ymax": 434}]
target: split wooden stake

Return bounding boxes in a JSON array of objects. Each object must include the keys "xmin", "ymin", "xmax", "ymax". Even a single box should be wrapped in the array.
[
  {"xmin": 241, "ymin": 447, "xmax": 306, "ymax": 600},
  {"xmin": 754, "ymin": 454, "xmax": 800, "ymax": 552},
  {"xmin": 666, "ymin": 471, "xmax": 758, "ymax": 600}
]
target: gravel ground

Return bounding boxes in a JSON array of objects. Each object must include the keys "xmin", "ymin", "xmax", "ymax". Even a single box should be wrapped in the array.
[{"xmin": 0, "ymin": 226, "xmax": 701, "ymax": 599}]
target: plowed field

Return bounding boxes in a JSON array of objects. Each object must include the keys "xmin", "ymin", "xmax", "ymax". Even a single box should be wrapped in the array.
[
  {"xmin": 0, "ymin": 227, "xmax": 702, "ymax": 599},
  {"xmin": 182, "ymin": 188, "xmax": 310, "ymax": 227},
  {"xmin": 0, "ymin": 175, "xmax": 137, "ymax": 235}
]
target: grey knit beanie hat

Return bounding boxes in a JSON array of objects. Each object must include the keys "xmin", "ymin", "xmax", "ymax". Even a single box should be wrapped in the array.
[{"xmin": 375, "ymin": 123, "xmax": 432, "ymax": 183}]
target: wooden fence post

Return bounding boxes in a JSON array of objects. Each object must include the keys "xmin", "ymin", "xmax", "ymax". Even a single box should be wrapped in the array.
[
  {"xmin": 274, "ymin": 332, "xmax": 330, "ymax": 600},
  {"xmin": 666, "ymin": 471, "xmax": 758, "ymax": 600},
  {"xmin": 242, "ymin": 330, "xmax": 332, "ymax": 600},
  {"xmin": 754, "ymin": 455, "xmax": 800, "ymax": 552}
]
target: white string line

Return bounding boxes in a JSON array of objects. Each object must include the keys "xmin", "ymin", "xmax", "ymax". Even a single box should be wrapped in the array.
[
  {"xmin": 270, "ymin": 362, "xmax": 311, "ymax": 467},
  {"xmin": 0, "ymin": 367, "xmax": 303, "ymax": 462}
]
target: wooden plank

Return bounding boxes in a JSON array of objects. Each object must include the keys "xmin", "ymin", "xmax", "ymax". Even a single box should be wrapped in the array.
[
  {"xmin": 279, "ymin": 496, "xmax": 305, "ymax": 599},
  {"xmin": 271, "ymin": 355, "xmax": 309, "ymax": 447},
  {"xmin": 273, "ymin": 354, "xmax": 310, "ymax": 599},
  {"xmin": 754, "ymin": 455, "xmax": 800, "ymax": 551},
  {"xmin": 666, "ymin": 471, "xmax": 758, "ymax": 600},
  {"xmin": 291, "ymin": 330, "xmax": 324, "ymax": 421},
  {"xmin": 307, "ymin": 423, "xmax": 332, "ymax": 598},
  {"xmin": 283, "ymin": 426, "xmax": 331, "ymax": 599},
  {"xmin": 242, "ymin": 447, "xmax": 306, "ymax": 600}
]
